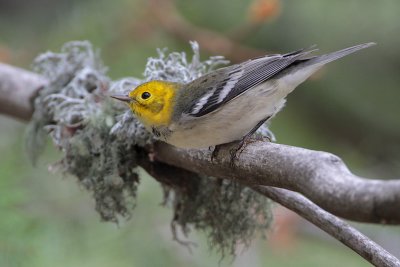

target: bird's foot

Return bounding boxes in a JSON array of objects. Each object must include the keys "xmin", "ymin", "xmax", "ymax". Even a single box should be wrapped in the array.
[
  {"xmin": 211, "ymin": 141, "xmax": 239, "ymax": 163},
  {"xmin": 228, "ymin": 137, "xmax": 259, "ymax": 167},
  {"xmin": 211, "ymin": 136, "xmax": 266, "ymax": 166},
  {"xmin": 211, "ymin": 145, "xmax": 221, "ymax": 162}
]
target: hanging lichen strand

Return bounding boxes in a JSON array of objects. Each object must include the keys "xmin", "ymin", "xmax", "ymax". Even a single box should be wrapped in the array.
[{"xmin": 26, "ymin": 41, "xmax": 273, "ymax": 257}]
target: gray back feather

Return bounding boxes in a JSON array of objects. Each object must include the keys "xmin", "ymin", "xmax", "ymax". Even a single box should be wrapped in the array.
[{"xmin": 180, "ymin": 42, "xmax": 375, "ymax": 118}]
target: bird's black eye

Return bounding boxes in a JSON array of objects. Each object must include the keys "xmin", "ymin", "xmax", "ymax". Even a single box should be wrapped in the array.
[{"xmin": 141, "ymin": 92, "xmax": 151, "ymax": 99}]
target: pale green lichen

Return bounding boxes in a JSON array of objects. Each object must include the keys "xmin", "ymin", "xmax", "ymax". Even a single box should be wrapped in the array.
[
  {"xmin": 165, "ymin": 176, "xmax": 272, "ymax": 257},
  {"xmin": 26, "ymin": 40, "xmax": 273, "ymax": 257}
]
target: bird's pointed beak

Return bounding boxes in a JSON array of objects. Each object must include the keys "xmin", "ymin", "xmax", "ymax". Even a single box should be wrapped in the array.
[{"xmin": 110, "ymin": 94, "xmax": 132, "ymax": 103}]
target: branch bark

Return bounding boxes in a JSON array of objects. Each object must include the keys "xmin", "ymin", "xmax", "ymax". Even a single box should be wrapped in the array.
[
  {"xmin": 253, "ymin": 186, "xmax": 400, "ymax": 267},
  {"xmin": 1, "ymin": 62, "xmax": 400, "ymax": 266},
  {"xmin": 138, "ymin": 155, "xmax": 400, "ymax": 267},
  {"xmin": 1, "ymin": 62, "xmax": 400, "ymax": 224},
  {"xmin": 154, "ymin": 141, "xmax": 400, "ymax": 224},
  {"xmin": 0, "ymin": 63, "xmax": 47, "ymax": 120}
]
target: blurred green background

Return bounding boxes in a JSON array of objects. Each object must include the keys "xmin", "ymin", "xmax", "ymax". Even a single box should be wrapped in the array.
[{"xmin": 0, "ymin": 0, "xmax": 399, "ymax": 266}]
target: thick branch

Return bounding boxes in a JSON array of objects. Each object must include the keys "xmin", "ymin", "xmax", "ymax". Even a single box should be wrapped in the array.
[
  {"xmin": 139, "ymin": 156, "xmax": 400, "ymax": 267},
  {"xmin": 1, "ymin": 62, "xmax": 400, "ymax": 224},
  {"xmin": 154, "ymin": 141, "xmax": 400, "ymax": 224}
]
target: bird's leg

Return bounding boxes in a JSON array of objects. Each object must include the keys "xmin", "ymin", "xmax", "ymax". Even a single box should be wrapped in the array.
[
  {"xmin": 211, "ymin": 116, "xmax": 272, "ymax": 164},
  {"xmin": 229, "ymin": 116, "xmax": 272, "ymax": 165}
]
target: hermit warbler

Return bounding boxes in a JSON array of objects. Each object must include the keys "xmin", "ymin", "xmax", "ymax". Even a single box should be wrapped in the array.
[{"xmin": 111, "ymin": 43, "xmax": 375, "ymax": 152}]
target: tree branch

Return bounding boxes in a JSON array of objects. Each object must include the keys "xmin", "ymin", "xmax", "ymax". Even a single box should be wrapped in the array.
[
  {"xmin": 146, "ymin": 0, "xmax": 267, "ymax": 62},
  {"xmin": 137, "ymin": 157, "xmax": 400, "ymax": 267},
  {"xmin": 1, "ymin": 62, "xmax": 400, "ymax": 266},
  {"xmin": 153, "ymin": 141, "xmax": 400, "ymax": 224},
  {"xmin": 252, "ymin": 186, "xmax": 400, "ymax": 267},
  {"xmin": 1, "ymin": 62, "xmax": 400, "ymax": 224},
  {"xmin": 0, "ymin": 63, "xmax": 47, "ymax": 121}
]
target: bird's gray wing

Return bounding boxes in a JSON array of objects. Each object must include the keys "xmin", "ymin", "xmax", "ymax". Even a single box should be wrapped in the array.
[{"xmin": 185, "ymin": 48, "xmax": 316, "ymax": 117}]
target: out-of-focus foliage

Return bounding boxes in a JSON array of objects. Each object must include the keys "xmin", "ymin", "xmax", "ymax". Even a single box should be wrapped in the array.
[{"xmin": 1, "ymin": 0, "xmax": 399, "ymax": 266}]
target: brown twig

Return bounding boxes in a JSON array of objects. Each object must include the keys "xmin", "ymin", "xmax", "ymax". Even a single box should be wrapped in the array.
[{"xmin": 147, "ymin": 0, "xmax": 267, "ymax": 62}]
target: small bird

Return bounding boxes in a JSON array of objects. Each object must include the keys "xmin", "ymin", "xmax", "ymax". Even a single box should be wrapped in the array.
[{"xmin": 111, "ymin": 43, "xmax": 375, "ymax": 157}]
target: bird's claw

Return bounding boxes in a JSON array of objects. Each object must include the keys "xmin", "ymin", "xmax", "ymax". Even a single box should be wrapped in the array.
[
  {"xmin": 211, "ymin": 145, "xmax": 221, "ymax": 162},
  {"xmin": 212, "ymin": 137, "xmax": 263, "ymax": 166}
]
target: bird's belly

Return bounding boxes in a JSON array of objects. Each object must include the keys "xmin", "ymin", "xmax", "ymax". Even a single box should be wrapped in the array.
[
  {"xmin": 167, "ymin": 82, "xmax": 287, "ymax": 149},
  {"xmin": 168, "ymin": 119, "xmax": 258, "ymax": 149}
]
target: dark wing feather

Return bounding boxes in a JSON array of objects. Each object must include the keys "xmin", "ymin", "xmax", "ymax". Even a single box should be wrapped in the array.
[{"xmin": 186, "ymin": 48, "xmax": 316, "ymax": 117}]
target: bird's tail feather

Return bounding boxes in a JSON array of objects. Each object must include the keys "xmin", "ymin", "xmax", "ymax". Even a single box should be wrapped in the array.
[{"xmin": 306, "ymin": 42, "xmax": 376, "ymax": 66}]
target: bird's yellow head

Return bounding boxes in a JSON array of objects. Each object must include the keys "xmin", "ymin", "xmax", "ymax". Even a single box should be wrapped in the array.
[{"xmin": 111, "ymin": 80, "xmax": 180, "ymax": 127}]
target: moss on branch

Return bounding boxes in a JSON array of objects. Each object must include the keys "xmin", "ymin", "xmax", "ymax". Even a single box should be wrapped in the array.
[{"xmin": 26, "ymin": 41, "xmax": 273, "ymax": 257}]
